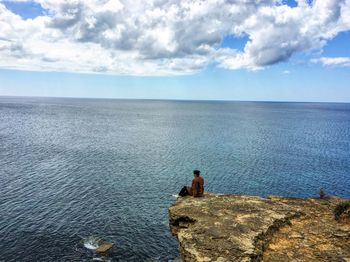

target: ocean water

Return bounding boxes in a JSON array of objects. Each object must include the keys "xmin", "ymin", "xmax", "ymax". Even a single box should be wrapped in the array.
[{"xmin": 0, "ymin": 97, "xmax": 349, "ymax": 261}]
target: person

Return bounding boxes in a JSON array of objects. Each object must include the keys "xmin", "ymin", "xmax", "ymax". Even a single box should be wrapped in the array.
[{"xmin": 179, "ymin": 170, "xmax": 204, "ymax": 197}]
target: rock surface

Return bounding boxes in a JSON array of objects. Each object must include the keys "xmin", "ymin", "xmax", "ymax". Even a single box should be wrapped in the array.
[
  {"xmin": 95, "ymin": 241, "xmax": 114, "ymax": 253},
  {"xmin": 169, "ymin": 193, "xmax": 350, "ymax": 262}
]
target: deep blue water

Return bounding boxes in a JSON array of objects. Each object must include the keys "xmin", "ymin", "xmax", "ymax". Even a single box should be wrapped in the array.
[{"xmin": 0, "ymin": 97, "xmax": 349, "ymax": 261}]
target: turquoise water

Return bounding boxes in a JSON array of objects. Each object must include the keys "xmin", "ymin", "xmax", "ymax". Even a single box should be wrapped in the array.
[{"xmin": 1, "ymin": 97, "xmax": 349, "ymax": 261}]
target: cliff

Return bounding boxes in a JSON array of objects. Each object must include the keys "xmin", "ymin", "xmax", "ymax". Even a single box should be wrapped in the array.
[{"xmin": 169, "ymin": 193, "xmax": 350, "ymax": 262}]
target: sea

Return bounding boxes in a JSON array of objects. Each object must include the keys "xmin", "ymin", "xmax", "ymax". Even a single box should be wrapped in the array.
[{"xmin": 0, "ymin": 96, "xmax": 349, "ymax": 261}]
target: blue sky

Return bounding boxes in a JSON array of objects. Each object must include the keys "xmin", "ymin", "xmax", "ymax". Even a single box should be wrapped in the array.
[{"xmin": 0, "ymin": 0, "xmax": 350, "ymax": 102}]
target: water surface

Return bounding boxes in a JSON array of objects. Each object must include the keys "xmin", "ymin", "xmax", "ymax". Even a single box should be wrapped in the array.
[{"xmin": 1, "ymin": 97, "xmax": 349, "ymax": 261}]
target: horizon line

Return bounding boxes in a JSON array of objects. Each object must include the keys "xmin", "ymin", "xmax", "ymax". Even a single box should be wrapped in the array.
[{"xmin": 1, "ymin": 95, "xmax": 350, "ymax": 104}]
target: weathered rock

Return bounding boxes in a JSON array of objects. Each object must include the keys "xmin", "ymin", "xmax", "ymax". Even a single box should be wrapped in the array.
[
  {"xmin": 169, "ymin": 193, "xmax": 350, "ymax": 262},
  {"xmin": 95, "ymin": 241, "xmax": 114, "ymax": 253}
]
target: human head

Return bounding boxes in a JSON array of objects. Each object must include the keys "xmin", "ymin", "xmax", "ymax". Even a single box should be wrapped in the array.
[{"xmin": 193, "ymin": 170, "xmax": 200, "ymax": 176}]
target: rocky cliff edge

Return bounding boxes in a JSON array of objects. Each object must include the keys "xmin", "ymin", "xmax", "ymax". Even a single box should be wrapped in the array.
[{"xmin": 169, "ymin": 193, "xmax": 350, "ymax": 262}]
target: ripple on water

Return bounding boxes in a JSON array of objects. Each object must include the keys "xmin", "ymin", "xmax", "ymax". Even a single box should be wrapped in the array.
[{"xmin": 0, "ymin": 97, "xmax": 349, "ymax": 261}]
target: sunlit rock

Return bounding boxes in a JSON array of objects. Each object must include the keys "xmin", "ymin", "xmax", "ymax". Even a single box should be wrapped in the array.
[
  {"xmin": 169, "ymin": 193, "xmax": 350, "ymax": 262},
  {"xmin": 95, "ymin": 241, "xmax": 114, "ymax": 253},
  {"xmin": 83, "ymin": 236, "xmax": 114, "ymax": 254}
]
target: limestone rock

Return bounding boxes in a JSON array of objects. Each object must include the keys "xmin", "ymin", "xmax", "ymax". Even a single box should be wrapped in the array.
[
  {"xmin": 169, "ymin": 193, "xmax": 350, "ymax": 262},
  {"xmin": 95, "ymin": 241, "xmax": 114, "ymax": 253}
]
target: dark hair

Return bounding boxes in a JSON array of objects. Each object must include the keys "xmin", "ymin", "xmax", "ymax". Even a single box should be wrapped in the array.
[{"xmin": 193, "ymin": 170, "xmax": 200, "ymax": 176}]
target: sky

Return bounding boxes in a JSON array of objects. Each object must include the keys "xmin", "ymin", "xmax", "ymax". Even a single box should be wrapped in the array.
[{"xmin": 0, "ymin": 0, "xmax": 350, "ymax": 102}]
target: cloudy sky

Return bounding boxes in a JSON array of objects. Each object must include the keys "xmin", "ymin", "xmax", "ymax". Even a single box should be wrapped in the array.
[{"xmin": 0, "ymin": 0, "xmax": 350, "ymax": 101}]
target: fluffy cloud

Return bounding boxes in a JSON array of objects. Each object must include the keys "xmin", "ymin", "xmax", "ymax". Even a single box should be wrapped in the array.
[
  {"xmin": 312, "ymin": 57, "xmax": 350, "ymax": 67},
  {"xmin": 0, "ymin": 0, "xmax": 349, "ymax": 75}
]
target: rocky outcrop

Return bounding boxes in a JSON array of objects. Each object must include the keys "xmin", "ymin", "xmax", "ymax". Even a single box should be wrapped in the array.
[
  {"xmin": 169, "ymin": 193, "xmax": 350, "ymax": 262},
  {"xmin": 95, "ymin": 241, "xmax": 114, "ymax": 253}
]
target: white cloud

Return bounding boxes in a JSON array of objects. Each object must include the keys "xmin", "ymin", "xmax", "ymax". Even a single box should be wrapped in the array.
[
  {"xmin": 312, "ymin": 57, "xmax": 350, "ymax": 67},
  {"xmin": 0, "ymin": 0, "xmax": 349, "ymax": 75}
]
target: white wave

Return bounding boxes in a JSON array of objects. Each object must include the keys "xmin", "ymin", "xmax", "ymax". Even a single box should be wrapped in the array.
[
  {"xmin": 83, "ymin": 236, "xmax": 100, "ymax": 250},
  {"xmin": 92, "ymin": 258, "xmax": 111, "ymax": 262},
  {"xmin": 172, "ymin": 194, "xmax": 179, "ymax": 199}
]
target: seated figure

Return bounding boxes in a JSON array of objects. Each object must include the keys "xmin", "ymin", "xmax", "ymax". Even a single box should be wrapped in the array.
[{"xmin": 179, "ymin": 170, "xmax": 204, "ymax": 197}]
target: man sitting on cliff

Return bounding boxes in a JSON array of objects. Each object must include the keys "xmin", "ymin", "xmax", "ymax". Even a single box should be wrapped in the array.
[{"xmin": 179, "ymin": 170, "xmax": 204, "ymax": 197}]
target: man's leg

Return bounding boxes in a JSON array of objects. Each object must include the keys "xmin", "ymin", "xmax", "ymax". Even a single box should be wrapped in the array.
[{"xmin": 179, "ymin": 186, "xmax": 189, "ymax": 197}]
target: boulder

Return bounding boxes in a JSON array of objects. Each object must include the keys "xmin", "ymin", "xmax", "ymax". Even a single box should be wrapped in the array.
[{"xmin": 95, "ymin": 241, "xmax": 114, "ymax": 253}]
